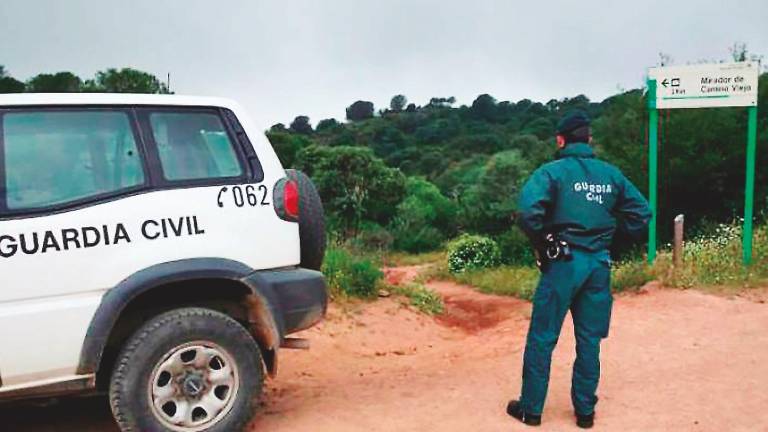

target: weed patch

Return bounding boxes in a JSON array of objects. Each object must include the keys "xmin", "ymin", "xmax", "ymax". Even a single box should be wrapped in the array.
[
  {"xmin": 393, "ymin": 283, "xmax": 445, "ymax": 315},
  {"xmin": 323, "ymin": 247, "xmax": 383, "ymax": 298}
]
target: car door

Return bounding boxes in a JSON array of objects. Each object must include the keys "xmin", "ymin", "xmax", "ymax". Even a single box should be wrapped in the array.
[
  {"xmin": 133, "ymin": 106, "xmax": 299, "ymax": 271},
  {"xmin": 0, "ymin": 107, "xmax": 150, "ymax": 387}
]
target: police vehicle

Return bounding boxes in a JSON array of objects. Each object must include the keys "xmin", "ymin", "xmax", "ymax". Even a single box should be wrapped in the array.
[{"xmin": 0, "ymin": 94, "xmax": 328, "ymax": 432}]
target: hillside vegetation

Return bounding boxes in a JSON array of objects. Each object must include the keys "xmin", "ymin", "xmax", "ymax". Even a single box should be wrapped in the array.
[
  {"xmin": 269, "ymin": 72, "xmax": 768, "ymax": 259},
  {"xmin": 3, "ymin": 60, "xmax": 766, "ymax": 297}
]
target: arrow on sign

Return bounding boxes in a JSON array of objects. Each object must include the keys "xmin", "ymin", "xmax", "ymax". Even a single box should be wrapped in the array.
[{"xmin": 661, "ymin": 78, "xmax": 681, "ymax": 88}]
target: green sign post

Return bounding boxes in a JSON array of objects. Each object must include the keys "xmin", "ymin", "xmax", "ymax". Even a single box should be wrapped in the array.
[
  {"xmin": 646, "ymin": 62, "xmax": 760, "ymax": 265},
  {"xmin": 647, "ymin": 79, "xmax": 658, "ymax": 263},
  {"xmin": 744, "ymin": 105, "xmax": 758, "ymax": 264}
]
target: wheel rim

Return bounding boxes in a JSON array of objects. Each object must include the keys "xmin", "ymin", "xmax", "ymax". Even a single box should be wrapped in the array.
[{"xmin": 148, "ymin": 341, "xmax": 239, "ymax": 431}]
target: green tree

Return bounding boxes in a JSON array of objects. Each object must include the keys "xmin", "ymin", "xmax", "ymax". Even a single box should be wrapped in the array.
[
  {"xmin": 316, "ymin": 118, "xmax": 341, "ymax": 132},
  {"xmin": 470, "ymin": 94, "xmax": 498, "ymax": 121},
  {"xmin": 390, "ymin": 94, "xmax": 407, "ymax": 112},
  {"xmin": 520, "ymin": 117, "xmax": 554, "ymax": 139},
  {"xmin": 289, "ymin": 115, "xmax": 313, "ymax": 134},
  {"xmin": 452, "ymin": 133, "xmax": 503, "ymax": 154},
  {"xmin": 433, "ymin": 154, "xmax": 488, "ymax": 198},
  {"xmin": 295, "ymin": 145, "xmax": 406, "ymax": 236},
  {"xmin": 366, "ymin": 123, "xmax": 407, "ymax": 161},
  {"xmin": 730, "ymin": 42, "xmax": 748, "ymax": 62},
  {"xmin": 390, "ymin": 177, "xmax": 458, "ymax": 252},
  {"xmin": 263, "ymin": 63, "xmax": 767, "ymax": 246},
  {"xmin": 0, "ymin": 66, "xmax": 25, "ymax": 93},
  {"xmin": 83, "ymin": 68, "xmax": 170, "ymax": 93},
  {"xmin": 413, "ymin": 116, "xmax": 461, "ymax": 145},
  {"xmin": 265, "ymin": 131, "xmax": 312, "ymax": 167},
  {"xmin": 592, "ymin": 90, "xmax": 646, "ymax": 186},
  {"xmin": 26, "ymin": 72, "xmax": 82, "ymax": 92},
  {"xmin": 346, "ymin": 100, "xmax": 374, "ymax": 121},
  {"xmin": 508, "ymin": 134, "xmax": 553, "ymax": 167},
  {"xmin": 462, "ymin": 150, "xmax": 531, "ymax": 234},
  {"xmin": 427, "ymin": 96, "xmax": 456, "ymax": 108}
]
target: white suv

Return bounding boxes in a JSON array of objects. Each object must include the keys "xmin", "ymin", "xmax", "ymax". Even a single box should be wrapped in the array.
[{"xmin": 0, "ymin": 94, "xmax": 328, "ymax": 431}]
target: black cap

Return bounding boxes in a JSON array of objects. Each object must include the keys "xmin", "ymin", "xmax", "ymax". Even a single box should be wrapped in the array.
[{"xmin": 555, "ymin": 110, "xmax": 591, "ymax": 135}]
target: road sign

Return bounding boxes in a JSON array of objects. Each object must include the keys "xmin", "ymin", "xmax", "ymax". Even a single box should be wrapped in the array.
[
  {"xmin": 648, "ymin": 62, "xmax": 758, "ymax": 109},
  {"xmin": 645, "ymin": 61, "xmax": 761, "ymax": 265}
]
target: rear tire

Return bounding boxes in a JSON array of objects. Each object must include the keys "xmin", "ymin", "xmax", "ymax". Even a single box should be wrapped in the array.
[
  {"xmin": 286, "ymin": 169, "xmax": 326, "ymax": 270},
  {"xmin": 109, "ymin": 307, "xmax": 263, "ymax": 432}
]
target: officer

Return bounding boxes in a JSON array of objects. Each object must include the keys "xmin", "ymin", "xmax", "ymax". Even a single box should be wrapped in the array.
[{"xmin": 506, "ymin": 111, "xmax": 651, "ymax": 428}]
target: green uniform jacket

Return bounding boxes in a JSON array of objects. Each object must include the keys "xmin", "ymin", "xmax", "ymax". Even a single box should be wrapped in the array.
[{"xmin": 517, "ymin": 143, "xmax": 651, "ymax": 252}]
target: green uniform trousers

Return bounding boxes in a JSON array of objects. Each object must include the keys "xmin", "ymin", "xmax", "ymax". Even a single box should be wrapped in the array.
[{"xmin": 519, "ymin": 249, "xmax": 613, "ymax": 416}]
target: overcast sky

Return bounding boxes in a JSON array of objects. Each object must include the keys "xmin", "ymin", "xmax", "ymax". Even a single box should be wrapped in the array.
[{"xmin": 1, "ymin": 0, "xmax": 766, "ymax": 128}]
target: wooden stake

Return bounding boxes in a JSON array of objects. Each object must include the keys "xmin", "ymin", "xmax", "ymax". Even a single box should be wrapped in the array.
[{"xmin": 673, "ymin": 214, "xmax": 684, "ymax": 267}]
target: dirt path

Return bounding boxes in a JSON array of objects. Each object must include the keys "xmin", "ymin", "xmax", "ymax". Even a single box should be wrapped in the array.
[{"xmin": 3, "ymin": 266, "xmax": 768, "ymax": 431}]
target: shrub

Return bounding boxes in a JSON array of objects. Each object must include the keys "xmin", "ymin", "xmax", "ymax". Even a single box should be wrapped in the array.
[
  {"xmin": 322, "ymin": 247, "xmax": 383, "ymax": 298},
  {"xmin": 495, "ymin": 227, "xmax": 536, "ymax": 266},
  {"xmin": 394, "ymin": 283, "xmax": 444, "ymax": 315},
  {"xmin": 459, "ymin": 150, "xmax": 531, "ymax": 234},
  {"xmin": 354, "ymin": 222, "xmax": 394, "ymax": 250},
  {"xmin": 295, "ymin": 145, "xmax": 406, "ymax": 237},
  {"xmin": 390, "ymin": 177, "xmax": 457, "ymax": 253},
  {"xmin": 447, "ymin": 234, "xmax": 501, "ymax": 274},
  {"xmin": 392, "ymin": 225, "xmax": 445, "ymax": 253}
]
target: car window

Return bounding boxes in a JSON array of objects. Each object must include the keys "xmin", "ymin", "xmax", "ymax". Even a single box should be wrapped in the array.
[
  {"xmin": 149, "ymin": 112, "xmax": 243, "ymax": 181},
  {"xmin": 2, "ymin": 110, "xmax": 145, "ymax": 211}
]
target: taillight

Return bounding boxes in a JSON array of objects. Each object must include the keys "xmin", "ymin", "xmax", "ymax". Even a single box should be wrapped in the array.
[
  {"xmin": 273, "ymin": 176, "xmax": 301, "ymax": 222},
  {"xmin": 284, "ymin": 180, "xmax": 299, "ymax": 220}
]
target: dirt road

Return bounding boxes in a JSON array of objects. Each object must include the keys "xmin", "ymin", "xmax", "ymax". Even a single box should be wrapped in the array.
[{"xmin": 3, "ymin": 265, "xmax": 768, "ymax": 431}]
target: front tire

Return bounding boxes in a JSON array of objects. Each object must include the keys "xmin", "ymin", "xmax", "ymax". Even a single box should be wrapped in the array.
[{"xmin": 109, "ymin": 308, "xmax": 264, "ymax": 432}]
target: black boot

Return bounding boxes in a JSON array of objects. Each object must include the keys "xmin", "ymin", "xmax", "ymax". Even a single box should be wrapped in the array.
[
  {"xmin": 576, "ymin": 412, "xmax": 594, "ymax": 429},
  {"xmin": 506, "ymin": 400, "xmax": 541, "ymax": 426}
]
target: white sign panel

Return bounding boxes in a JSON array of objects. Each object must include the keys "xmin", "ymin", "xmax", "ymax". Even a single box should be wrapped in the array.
[{"xmin": 648, "ymin": 62, "xmax": 759, "ymax": 109}]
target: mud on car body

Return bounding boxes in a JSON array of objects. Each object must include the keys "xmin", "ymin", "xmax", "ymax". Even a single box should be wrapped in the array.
[{"xmin": 0, "ymin": 94, "xmax": 327, "ymax": 432}]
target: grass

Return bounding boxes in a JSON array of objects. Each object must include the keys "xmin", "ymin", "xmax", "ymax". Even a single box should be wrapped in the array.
[
  {"xmin": 328, "ymin": 221, "xmax": 768, "ymax": 308},
  {"xmin": 653, "ymin": 223, "xmax": 768, "ymax": 290},
  {"xmin": 453, "ymin": 266, "xmax": 540, "ymax": 300},
  {"xmin": 392, "ymin": 283, "xmax": 445, "ymax": 315},
  {"xmin": 612, "ymin": 259, "xmax": 655, "ymax": 292},
  {"xmin": 383, "ymin": 249, "xmax": 446, "ymax": 266},
  {"xmin": 321, "ymin": 243, "xmax": 445, "ymax": 315},
  {"xmin": 417, "ymin": 259, "xmax": 539, "ymax": 300},
  {"xmin": 409, "ymin": 222, "xmax": 768, "ymax": 300}
]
